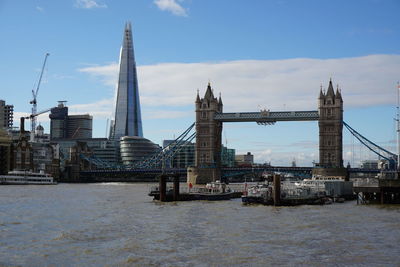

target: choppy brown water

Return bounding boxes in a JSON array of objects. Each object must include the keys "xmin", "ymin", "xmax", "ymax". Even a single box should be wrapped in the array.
[{"xmin": 1, "ymin": 183, "xmax": 399, "ymax": 266}]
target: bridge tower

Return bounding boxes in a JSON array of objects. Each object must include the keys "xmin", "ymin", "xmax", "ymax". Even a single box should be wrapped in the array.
[
  {"xmin": 318, "ymin": 79, "xmax": 343, "ymax": 168},
  {"xmin": 187, "ymin": 83, "xmax": 223, "ymax": 184},
  {"xmin": 315, "ymin": 79, "xmax": 347, "ymax": 178}
]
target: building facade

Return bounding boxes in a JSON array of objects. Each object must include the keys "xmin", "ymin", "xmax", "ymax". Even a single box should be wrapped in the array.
[
  {"xmin": 120, "ymin": 136, "xmax": 160, "ymax": 166},
  {"xmin": 0, "ymin": 128, "xmax": 12, "ymax": 174},
  {"xmin": 49, "ymin": 102, "xmax": 92, "ymax": 140},
  {"xmin": 0, "ymin": 100, "xmax": 14, "ymax": 129},
  {"xmin": 235, "ymin": 152, "xmax": 254, "ymax": 167},
  {"xmin": 221, "ymin": 146, "xmax": 235, "ymax": 167},
  {"xmin": 163, "ymin": 140, "xmax": 195, "ymax": 168},
  {"xmin": 49, "ymin": 103, "xmax": 68, "ymax": 140},
  {"xmin": 111, "ymin": 22, "xmax": 143, "ymax": 140},
  {"xmin": 67, "ymin": 115, "xmax": 92, "ymax": 139}
]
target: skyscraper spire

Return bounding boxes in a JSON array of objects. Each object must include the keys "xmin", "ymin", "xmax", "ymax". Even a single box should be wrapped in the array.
[{"xmin": 112, "ymin": 22, "xmax": 143, "ymax": 140}]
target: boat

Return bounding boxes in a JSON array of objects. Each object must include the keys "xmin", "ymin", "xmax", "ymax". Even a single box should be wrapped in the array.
[
  {"xmin": 0, "ymin": 170, "xmax": 56, "ymax": 185},
  {"xmin": 148, "ymin": 180, "xmax": 242, "ymax": 201},
  {"xmin": 242, "ymin": 180, "xmax": 333, "ymax": 206},
  {"xmin": 241, "ymin": 182, "xmax": 273, "ymax": 204}
]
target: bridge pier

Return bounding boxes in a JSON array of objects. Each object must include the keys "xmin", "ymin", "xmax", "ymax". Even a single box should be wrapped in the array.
[
  {"xmin": 173, "ymin": 174, "xmax": 180, "ymax": 201},
  {"xmin": 159, "ymin": 174, "xmax": 167, "ymax": 202}
]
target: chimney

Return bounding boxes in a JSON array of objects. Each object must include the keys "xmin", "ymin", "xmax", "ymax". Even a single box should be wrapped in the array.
[{"xmin": 20, "ymin": 117, "xmax": 25, "ymax": 133}]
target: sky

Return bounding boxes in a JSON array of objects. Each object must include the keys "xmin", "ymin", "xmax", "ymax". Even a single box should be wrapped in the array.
[{"xmin": 0, "ymin": 0, "xmax": 399, "ymax": 167}]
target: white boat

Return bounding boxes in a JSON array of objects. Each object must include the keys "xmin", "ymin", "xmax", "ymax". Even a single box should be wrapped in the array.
[{"xmin": 0, "ymin": 170, "xmax": 56, "ymax": 185}]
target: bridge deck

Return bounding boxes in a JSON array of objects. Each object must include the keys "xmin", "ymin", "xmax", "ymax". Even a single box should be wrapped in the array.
[{"xmin": 214, "ymin": 111, "xmax": 319, "ymax": 122}]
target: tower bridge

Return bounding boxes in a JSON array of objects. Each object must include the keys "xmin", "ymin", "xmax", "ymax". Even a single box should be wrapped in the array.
[
  {"xmin": 188, "ymin": 80, "xmax": 345, "ymax": 184},
  {"xmin": 78, "ymin": 79, "xmax": 396, "ymax": 184}
]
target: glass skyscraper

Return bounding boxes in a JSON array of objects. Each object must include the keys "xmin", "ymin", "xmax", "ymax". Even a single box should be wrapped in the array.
[{"xmin": 111, "ymin": 22, "xmax": 143, "ymax": 140}]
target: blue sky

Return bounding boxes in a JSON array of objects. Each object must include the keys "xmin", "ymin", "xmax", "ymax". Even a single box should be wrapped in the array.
[{"xmin": 1, "ymin": 0, "xmax": 399, "ymax": 166}]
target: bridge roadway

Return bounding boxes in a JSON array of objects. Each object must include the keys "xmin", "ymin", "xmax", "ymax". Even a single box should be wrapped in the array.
[
  {"xmin": 80, "ymin": 166, "xmax": 381, "ymax": 176},
  {"xmin": 214, "ymin": 111, "xmax": 320, "ymax": 123}
]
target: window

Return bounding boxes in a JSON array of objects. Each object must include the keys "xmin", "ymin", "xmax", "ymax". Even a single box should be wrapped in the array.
[{"xmin": 202, "ymin": 112, "xmax": 207, "ymax": 119}]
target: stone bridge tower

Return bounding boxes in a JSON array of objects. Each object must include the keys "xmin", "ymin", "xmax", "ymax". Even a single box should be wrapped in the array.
[
  {"xmin": 315, "ymin": 79, "xmax": 347, "ymax": 178},
  {"xmin": 187, "ymin": 83, "xmax": 223, "ymax": 184},
  {"xmin": 318, "ymin": 79, "xmax": 343, "ymax": 168}
]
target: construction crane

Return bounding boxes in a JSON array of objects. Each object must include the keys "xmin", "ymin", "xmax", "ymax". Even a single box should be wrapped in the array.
[
  {"xmin": 25, "ymin": 105, "xmax": 56, "ymax": 142},
  {"xmin": 30, "ymin": 53, "xmax": 50, "ymax": 138},
  {"xmin": 25, "ymin": 107, "xmax": 53, "ymax": 120}
]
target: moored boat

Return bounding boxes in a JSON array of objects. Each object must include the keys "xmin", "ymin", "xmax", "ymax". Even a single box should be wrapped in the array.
[{"xmin": 148, "ymin": 181, "xmax": 241, "ymax": 201}]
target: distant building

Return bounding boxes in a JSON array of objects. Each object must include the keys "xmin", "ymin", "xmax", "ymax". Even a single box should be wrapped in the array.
[
  {"xmin": 360, "ymin": 160, "xmax": 378, "ymax": 169},
  {"xmin": 162, "ymin": 140, "xmax": 234, "ymax": 168},
  {"xmin": 235, "ymin": 152, "xmax": 254, "ymax": 166},
  {"xmin": 0, "ymin": 100, "xmax": 14, "ymax": 129},
  {"xmin": 221, "ymin": 146, "xmax": 235, "ymax": 167},
  {"xmin": 13, "ymin": 118, "xmax": 33, "ymax": 171},
  {"xmin": 120, "ymin": 136, "xmax": 161, "ymax": 166},
  {"xmin": 67, "ymin": 115, "xmax": 92, "ymax": 139},
  {"xmin": 163, "ymin": 140, "xmax": 195, "ymax": 168},
  {"xmin": 360, "ymin": 159, "xmax": 390, "ymax": 170},
  {"xmin": 57, "ymin": 138, "xmax": 120, "ymax": 171},
  {"xmin": 0, "ymin": 128, "xmax": 12, "ymax": 174},
  {"xmin": 11, "ymin": 120, "xmax": 60, "ymax": 178},
  {"xmin": 49, "ymin": 102, "xmax": 68, "ymax": 139},
  {"xmin": 49, "ymin": 102, "xmax": 92, "ymax": 140},
  {"xmin": 111, "ymin": 22, "xmax": 143, "ymax": 140}
]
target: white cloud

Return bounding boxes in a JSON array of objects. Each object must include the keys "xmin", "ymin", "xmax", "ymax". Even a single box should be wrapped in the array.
[
  {"xmin": 36, "ymin": 6, "xmax": 44, "ymax": 12},
  {"xmin": 68, "ymin": 98, "xmax": 114, "ymax": 119},
  {"xmin": 74, "ymin": 0, "xmax": 107, "ymax": 9},
  {"xmin": 79, "ymin": 63, "xmax": 118, "ymax": 87},
  {"xmin": 144, "ymin": 110, "xmax": 189, "ymax": 119},
  {"xmin": 154, "ymin": 0, "xmax": 188, "ymax": 17},
  {"xmin": 78, "ymin": 54, "xmax": 400, "ymax": 113},
  {"xmin": 74, "ymin": 54, "xmax": 400, "ymax": 166}
]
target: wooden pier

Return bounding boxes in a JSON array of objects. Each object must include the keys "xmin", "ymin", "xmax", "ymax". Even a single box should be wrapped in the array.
[{"xmin": 354, "ymin": 178, "xmax": 400, "ymax": 204}]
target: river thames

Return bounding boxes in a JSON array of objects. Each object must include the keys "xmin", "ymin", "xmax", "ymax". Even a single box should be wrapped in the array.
[{"xmin": 1, "ymin": 183, "xmax": 399, "ymax": 266}]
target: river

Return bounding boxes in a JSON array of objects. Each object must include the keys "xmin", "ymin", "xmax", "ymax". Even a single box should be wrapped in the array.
[{"xmin": 1, "ymin": 183, "xmax": 399, "ymax": 266}]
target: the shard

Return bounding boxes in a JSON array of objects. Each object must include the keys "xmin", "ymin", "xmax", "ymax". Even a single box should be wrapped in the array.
[{"xmin": 111, "ymin": 22, "xmax": 143, "ymax": 140}]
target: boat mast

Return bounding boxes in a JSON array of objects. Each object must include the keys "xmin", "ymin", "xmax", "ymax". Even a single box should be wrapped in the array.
[{"xmin": 397, "ymin": 82, "xmax": 400, "ymax": 170}]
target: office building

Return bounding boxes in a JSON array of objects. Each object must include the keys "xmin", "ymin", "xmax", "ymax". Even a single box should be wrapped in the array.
[
  {"xmin": 120, "ymin": 136, "xmax": 160, "ymax": 166},
  {"xmin": 49, "ymin": 102, "xmax": 92, "ymax": 140},
  {"xmin": 235, "ymin": 152, "xmax": 254, "ymax": 167},
  {"xmin": 163, "ymin": 140, "xmax": 195, "ymax": 168},
  {"xmin": 111, "ymin": 22, "xmax": 143, "ymax": 140},
  {"xmin": 0, "ymin": 100, "xmax": 13, "ymax": 129}
]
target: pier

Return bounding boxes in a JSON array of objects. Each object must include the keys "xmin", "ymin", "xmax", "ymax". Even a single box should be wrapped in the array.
[{"xmin": 354, "ymin": 173, "xmax": 400, "ymax": 204}]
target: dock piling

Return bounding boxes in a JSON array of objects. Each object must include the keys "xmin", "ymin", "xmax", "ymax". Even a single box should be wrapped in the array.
[
  {"xmin": 173, "ymin": 174, "xmax": 180, "ymax": 201},
  {"xmin": 273, "ymin": 174, "xmax": 281, "ymax": 206},
  {"xmin": 159, "ymin": 174, "xmax": 167, "ymax": 202}
]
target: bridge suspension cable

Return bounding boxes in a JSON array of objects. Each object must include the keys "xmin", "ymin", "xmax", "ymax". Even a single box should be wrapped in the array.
[
  {"xmin": 343, "ymin": 121, "xmax": 397, "ymax": 166},
  {"xmin": 130, "ymin": 123, "xmax": 196, "ymax": 169}
]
